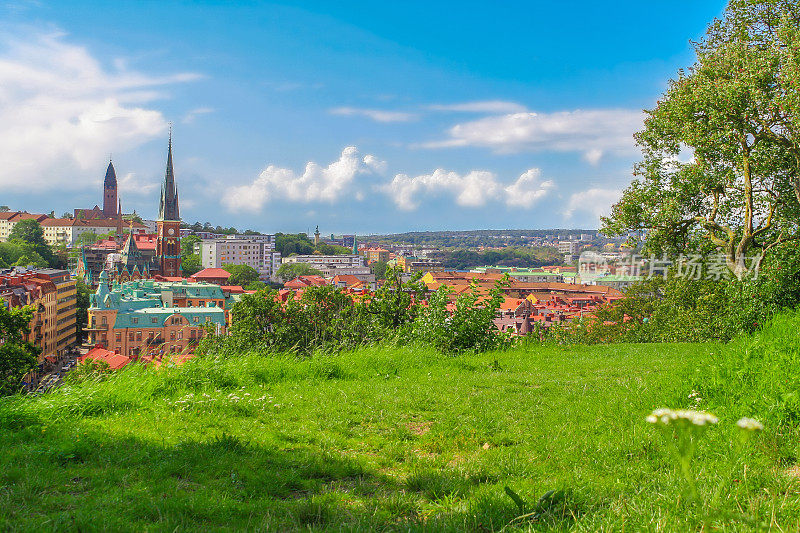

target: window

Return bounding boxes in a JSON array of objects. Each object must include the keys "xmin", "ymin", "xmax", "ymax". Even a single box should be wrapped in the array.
[
  {"xmin": 101, "ymin": 316, "xmax": 107, "ymax": 325},
  {"xmin": 132, "ymin": 317, "xmax": 138, "ymax": 324},
  {"xmin": 193, "ymin": 317, "xmax": 199, "ymax": 323},
  {"xmin": 129, "ymin": 333, "xmax": 134, "ymax": 341},
  {"xmin": 115, "ymin": 333, "xmax": 121, "ymax": 342},
  {"xmin": 151, "ymin": 317, "xmax": 158, "ymax": 323},
  {"xmin": 170, "ymin": 332, "xmax": 175, "ymax": 341}
]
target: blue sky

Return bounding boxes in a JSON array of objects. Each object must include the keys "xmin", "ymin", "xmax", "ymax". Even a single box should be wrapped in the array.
[{"xmin": 0, "ymin": 0, "xmax": 726, "ymax": 234}]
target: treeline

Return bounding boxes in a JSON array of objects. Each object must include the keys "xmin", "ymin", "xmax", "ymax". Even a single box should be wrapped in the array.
[
  {"xmin": 181, "ymin": 221, "xmax": 261, "ymax": 236},
  {"xmin": 275, "ymin": 233, "xmax": 350, "ymax": 256},
  {"xmin": 433, "ymin": 247, "xmax": 563, "ymax": 270},
  {"xmin": 199, "ymin": 269, "xmax": 509, "ymax": 358},
  {"xmin": 370, "ymin": 229, "xmax": 599, "ymax": 248}
]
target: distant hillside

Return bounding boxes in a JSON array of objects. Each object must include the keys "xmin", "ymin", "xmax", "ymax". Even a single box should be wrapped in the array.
[{"xmin": 367, "ymin": 229, "xmax": 602, "ymax": 248}]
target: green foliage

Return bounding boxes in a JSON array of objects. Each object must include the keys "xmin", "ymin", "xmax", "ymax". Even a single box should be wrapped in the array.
[
  {"xmin": 7, "ymin": 220, "xmax": 56, "ymax": 268},
  {"xmin": 75, "ymin": 279, "xmax": 92, "ymax": 342},
  {"xmin": 369, "ymin": 260, "xmax": 388, "ymax": 280},
  {"xmin": 0, "ymin": 305, "xmax": 39, "ymax": 396},
  {"xmin": 13, "ymin": 252, "xmax": 48, "ymax": 268},
  {"xmin": 603, "ymin": 0, "xmax": 800, "ymax": 276},
  {"xmin": 181, "ymin": 254, "xmax": 203, "ymax": 277},
  {"xmin": 275, "ymin": 233, "xmax": 316, "ymax": 256},
  {"xmin": 701, "ymin": 311, "xmax": 800, "ymax": 426},
  {"xmin": 2, "ymin": 339, "xmax": 797, "ymax": 529},
  {"xmin": 412, "ymin": 280, "xmax": 510, "ymax": 354},
  {"xmin": 275, "ymin": 262, "xmax": 323, "ymax": 282},
  {"xmin": 244, "ymin": 281, "xmax": 267, "ymax": 291},
  {"xmin": 222, "ymin": 264, "xmax": 260, "ymax": 286},
  {"xmin": 181, "ymin": 235, "xmax": 201, "ymax": 257},
  {"xmin": 438, "ymin": 246, "xmax": 564, "ymax": 270},
  {"xmin": 275, "ymin": 233, "xmax": 351, "ymax": 257},
  {"xmin": 76, "ymin": 231, "xmax": 100, "ymax": 246},
  {"xmin": 205, "ymin": 267, "xmax": 503, "ymax": 357}
]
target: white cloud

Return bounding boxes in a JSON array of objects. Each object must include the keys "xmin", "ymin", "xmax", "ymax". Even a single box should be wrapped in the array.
[
  {"xmin": 329, "ymin": 106, "xmax": 418, "ymax": 123},
  {"xmin": 504, "ymin": 169, "xmax": 556, "ymax": 208},
  {"xmin": 118, "ymin": 172, "xmax": 159, "ymax": 196},
  {"xmin": 426, "ymin": 100, "xmax": 527, "ymax": 114},
  {"xmin": 0, "ymin": 29, "xmax": 200, "ymax": 191},
  {"xmin": 222, "ymin": 146, "xmax": 383, "ymax": 212},
  {"xmin": 423, "ymin": 109, "xmax": 644, "ymax": 164},
  {"xmin": 563, "ymin": 188, "xmax": 623, "ymax": 221},
  {"xmin": 181, "ymin": 107, "xmax": 214, "ymax": 124},
  {"xmin": 382, "ymin": 167, "xmax": 554, "ymax": 211}
]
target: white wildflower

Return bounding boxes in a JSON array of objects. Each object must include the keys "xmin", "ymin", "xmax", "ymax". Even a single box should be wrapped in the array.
[
  {"xmin": 736, "ymin": 417, "xmax": 764, "ymax": 432},
  {"xmin": 647, "ymin": 408, "xmax": 718, "ymax": 427}
]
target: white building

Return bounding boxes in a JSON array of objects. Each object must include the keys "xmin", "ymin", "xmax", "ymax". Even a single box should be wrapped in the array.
[
  {"xmin": 282, "ymin": 254, "xmax": 370, "ymax": 277},
  {"xmin": 200, "ymin": 235, "xmax": 281, "ymax": 281}
]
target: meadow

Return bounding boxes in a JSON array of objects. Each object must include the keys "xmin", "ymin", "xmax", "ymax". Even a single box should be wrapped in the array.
[{"xmin": 2, "ymin": 319, "xmax": 800, "ymax": 531}]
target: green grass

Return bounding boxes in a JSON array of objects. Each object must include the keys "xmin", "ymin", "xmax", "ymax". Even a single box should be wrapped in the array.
[{"xmin": 1, "ymin": 340, "xmax": 799, "ymax": 531}]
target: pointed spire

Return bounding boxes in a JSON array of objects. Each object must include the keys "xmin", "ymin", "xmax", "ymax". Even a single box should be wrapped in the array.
[
  {"xmin": 104, "ymin": 160, "xmax": 117, "ymax": 188},
  {"xmin": 158, "ymin": 129, "xmax": 180, "ymax": 221}
]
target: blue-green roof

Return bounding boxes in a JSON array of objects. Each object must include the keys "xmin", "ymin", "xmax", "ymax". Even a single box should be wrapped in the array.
[{"xmin": 112, "ymin": 306, "xmax": 226, "ymax": 329}]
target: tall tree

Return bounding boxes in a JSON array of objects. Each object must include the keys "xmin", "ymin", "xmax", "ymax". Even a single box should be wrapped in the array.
[
  {"xmin": 603, "ymin": 0, "xmax": 800, "ymax": 277},
  {"xmin": 8, "ymin": 220, "xmax": 56, "ymax": 268},
  {"xmin": 0, "ymin": 305, "xmax": 39, "ymax": 395}
]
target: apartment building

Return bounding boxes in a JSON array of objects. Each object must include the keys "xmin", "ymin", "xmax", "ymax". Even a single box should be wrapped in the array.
[
  {"xmin": 0, "ymin": 212, "xmax": 49, "ymax": 242},
  {"xmin": 0, "ymin": 268, "xmax": 77, "ymax": 360},
  {"xmin": 282, "ymin": 254, "xmax": 370, "ymax": 277},
  {"xmin": 200, "ymin": 235, "xmax": 281, "ymax": 281}
]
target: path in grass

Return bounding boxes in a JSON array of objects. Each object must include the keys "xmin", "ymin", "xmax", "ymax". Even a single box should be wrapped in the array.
[{"xmin": 1, "ymin": 342, "xmax": 798, "ymax": 531}]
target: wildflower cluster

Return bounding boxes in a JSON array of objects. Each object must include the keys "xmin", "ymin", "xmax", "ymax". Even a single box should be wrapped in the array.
[
  {"xmin": 646, "ymin": 408, "xmax": 718, "ymax": 427},
  {"xmin": 735, "ymin": 417, "xmax": 764, "ymax": 432}
]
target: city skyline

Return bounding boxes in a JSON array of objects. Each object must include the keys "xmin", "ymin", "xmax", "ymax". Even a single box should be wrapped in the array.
[{"xmin": 0, "ymin": 1, "xmax": 726, "ymax": 233}]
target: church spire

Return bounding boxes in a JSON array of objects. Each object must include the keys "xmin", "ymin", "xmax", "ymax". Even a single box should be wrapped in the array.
[
  {"xmin": 158, "ymin": 129, "xmax": 179, "ymax": 221},
  {"xmin": 102, "ymin": 160, "xmax": 118, "ymax": 218}
]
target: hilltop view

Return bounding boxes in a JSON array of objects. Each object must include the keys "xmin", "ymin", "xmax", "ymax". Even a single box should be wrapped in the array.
[{"xmin": 3, "ymin": 0, "xmax": 800, "ymax": 531}]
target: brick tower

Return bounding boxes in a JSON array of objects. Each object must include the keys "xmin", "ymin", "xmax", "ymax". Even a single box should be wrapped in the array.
[{"xmin": 102, "ymin": 161, "xmax": 118, "ymax": 218}]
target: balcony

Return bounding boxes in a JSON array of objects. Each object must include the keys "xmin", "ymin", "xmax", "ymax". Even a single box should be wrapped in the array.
[{"xmin": 84, "ymin": 324, "xmax": 108, "ymax": 332}]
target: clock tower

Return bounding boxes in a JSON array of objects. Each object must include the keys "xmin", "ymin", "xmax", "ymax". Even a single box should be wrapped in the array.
[{"xmin": 156, "ymin": 131, "xmax": 182, "ymax": 277}]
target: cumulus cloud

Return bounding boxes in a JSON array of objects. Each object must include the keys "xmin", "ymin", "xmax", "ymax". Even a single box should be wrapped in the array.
[
  {"xmin": 329, "ymin": 106, "xmax": 418, "ymax": 123},
  {"xmin": 426, "ymin": 100, "xmax": 527, "ymax": 113},
  {"xmin": 563, "ymin": 188, "xmax": 623, "ymax": 221},
  {"xmin": 504, "ymin": 169, "xmax": 556, "ymax": 208},
  {"xmin": 382, "ymin": 167, "xmax": 555, "ymax": 211},
  {"xmin": 423, "ymin": 109, "xmax": 644, "ymax": 164},
  {"xmin": 222, "ymin": 146, "xmax": 384, "ymax": 212},
  {"xmin": 0, "ymin": 29, "xmax": 200, "ymax": 191}
]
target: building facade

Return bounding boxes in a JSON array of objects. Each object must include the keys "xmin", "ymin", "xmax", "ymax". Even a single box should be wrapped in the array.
[
  {"xmin": 0, "ymin": 268, "xmax": 76, "ymax": 360},
  {"xmin": 200, "ymin": 235, "xmax": 281, "ymax": 281},
  {"xmin": 87, "ymin": 273, "xmax": 232, "ymax": 358}
]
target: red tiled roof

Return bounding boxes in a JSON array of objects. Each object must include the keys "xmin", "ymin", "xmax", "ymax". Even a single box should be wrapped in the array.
[
  {"xmin": 284, "ymin": 275, "xmax": 328, "ymax": 289},
  {"xmin": 190, "ymin": 268, "xmax": 232, "ymax": 280},
  {"xmin": 220, "ymin": 285, "xmax": 245, "ymax": 293},
  {"xmin": 79, "ymin": 347, "xmax": 130, "ymax": 370}
]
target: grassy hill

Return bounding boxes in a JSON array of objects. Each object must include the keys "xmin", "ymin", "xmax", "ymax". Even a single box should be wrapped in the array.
[{"xmin": 1, "ymin": 339, "xmax": 799, "ymax": 531}]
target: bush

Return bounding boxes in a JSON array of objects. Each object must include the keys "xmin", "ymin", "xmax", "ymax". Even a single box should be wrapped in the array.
[{"xmin": 201, "ymin": 269, "xmax": 507, "ymax": 357}]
